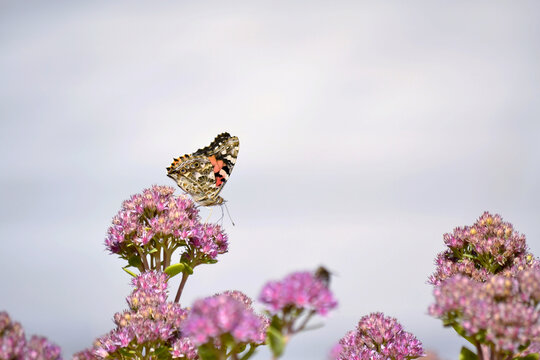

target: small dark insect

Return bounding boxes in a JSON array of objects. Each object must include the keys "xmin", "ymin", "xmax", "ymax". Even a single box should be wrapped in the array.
[{"xmin": 315, "ymin": 266, "xmax": 332, "ymax": 288}]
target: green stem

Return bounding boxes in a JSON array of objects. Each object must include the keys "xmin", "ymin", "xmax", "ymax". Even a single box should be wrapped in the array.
[
  {"xmin": 292, "ymin": 310, "xmax": 316, "ymax": 333},
  {"xmin": 174, "ymin": 272, "xmax": 189, "ymax": 303},
  {"xmin": 155, "ymin": 244, "xmax": 161, "ymax": 270},
  {"xmin": 239, "ymin": 345, "xmax": 256, "ymax": 360},
  {"xmin": 475, "ymin": 340, "xmax": 485, "ymax": 360},
  {"xmin": 162, "ymin": 239, "xmax": 170, "ymax": 269},
  {"xmin": 136, "ymin": 247, "xmax": 150, "ymax": 271}
]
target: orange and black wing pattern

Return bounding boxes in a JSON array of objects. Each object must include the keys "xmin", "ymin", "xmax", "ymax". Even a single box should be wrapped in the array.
[{"xmin": 167, "ymin": 133, "xmax": 239, "ymax": 206}]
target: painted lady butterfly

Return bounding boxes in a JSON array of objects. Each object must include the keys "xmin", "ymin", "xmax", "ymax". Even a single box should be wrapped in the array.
[{"xmin": 167, "ymin": 132, "xmax": 239, "ymax": 206}]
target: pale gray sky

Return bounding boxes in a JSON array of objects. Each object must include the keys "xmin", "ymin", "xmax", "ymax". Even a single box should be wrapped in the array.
[{"xmin": 1, "ymin": 1, "xmax": 539, "ymax": 359}]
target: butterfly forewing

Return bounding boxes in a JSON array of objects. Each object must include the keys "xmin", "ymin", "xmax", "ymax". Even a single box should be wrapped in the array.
[{"xmin": 167, "ymin": 133, "xmax": 239, "ymax": 206}]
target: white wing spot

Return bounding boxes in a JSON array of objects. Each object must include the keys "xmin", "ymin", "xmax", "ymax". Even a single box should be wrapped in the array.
[{"xmin": 219, "ymin": 169, "xmax": 229, "ymax": 179}]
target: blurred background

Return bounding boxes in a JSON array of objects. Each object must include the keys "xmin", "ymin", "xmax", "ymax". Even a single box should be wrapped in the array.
[{"xmin": 1, "ymin": 1, "xmax": 539, "ymax": 359}]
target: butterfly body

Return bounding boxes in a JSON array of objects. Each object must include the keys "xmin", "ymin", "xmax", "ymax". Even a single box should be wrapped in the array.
[{"xmin": 167, "ymin": 133, "xmax": 239, "ymax": 206}]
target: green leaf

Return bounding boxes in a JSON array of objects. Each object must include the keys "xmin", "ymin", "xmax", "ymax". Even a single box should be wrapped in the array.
[
  {"xmin": 459, "ymin": 346, "xmax": 478, "ymax": 360},
  {"xmin": 452, "ymin": 324, "xmax": 476, "ymax": 346},
  {"xmin": 183, "ymin": 263, "xmax": 194, "ymax": 275},
  {"xmin": 516, "ymin": 354, "xmax": 540, "ymax": 360},
  {"xmin": 148, "ymin": 248, "xmax": 159, "ymax": 254},
  {"xmin": 118, "ymin": 347, "xmax": 132, "ymax": 357},
  {"xmin": 164, "ymin": 263, "xmax": 185, "ymax": 278},
  {"xmin": 266, "ymin": 326, "xmax": 287, "ymax": 357},
  {"xmin": 220, "ymin": 333, "xmax": 236, "ymax": 349},
  {"xmin": 198, "ymin": 344, "xmax": 219, "ymax": 360},
  {"xmin": 154, "ymin": 346, "xmax": 170, "ymax": 360},
  {"xmin": 122, "ymin": 266, "xmax": 138, "ymax": 277},
  {"xmin": 270, "ymin": 315, "xmax": 284, "ymax": 331},
  {"xmin": 128, "ymin": 255, "xmax": 142, "ymax": 268}
]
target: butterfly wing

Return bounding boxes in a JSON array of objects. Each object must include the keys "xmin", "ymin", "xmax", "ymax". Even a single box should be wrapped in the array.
[
  {"xmin": 167, "ymin": 154, "xmax": 218, "ymax": 205},
  {"xmin": 167, "ymin": 133, "xmax": 239, "ymax": 206}
]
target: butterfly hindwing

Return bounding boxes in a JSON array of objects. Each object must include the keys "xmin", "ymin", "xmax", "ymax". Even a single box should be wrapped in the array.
[
  {"xmin": 169, "ymin": 155, "xmax": 217, "ymax": 204},
  {"xmin": 167, "ymin": 132, "xmax": 239, "ymax": 206}
]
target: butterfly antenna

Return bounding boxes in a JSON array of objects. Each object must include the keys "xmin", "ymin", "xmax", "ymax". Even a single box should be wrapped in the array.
[
  {"xmin": 223, "ymin": 202, "xmax": 236, "ymax": 226},
  {"xmin": 216, "ymin": 206, "xmax": 225, "ymax": 226}
]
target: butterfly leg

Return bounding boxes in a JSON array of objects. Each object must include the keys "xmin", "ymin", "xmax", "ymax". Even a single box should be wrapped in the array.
[
  {"xmin": 204, "ymin": 206, "xmax": 214, "ymax": 224},
  {"xmin": 217, "ymin": 205, "xmax": 225, "ymax": 225}
]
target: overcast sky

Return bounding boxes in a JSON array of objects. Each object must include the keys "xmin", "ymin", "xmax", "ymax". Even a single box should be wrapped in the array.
[{"xmin": 1, "ymin": 1, "xmax": 539, "ymax": 359}]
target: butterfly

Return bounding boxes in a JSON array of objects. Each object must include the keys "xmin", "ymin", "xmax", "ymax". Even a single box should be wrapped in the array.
[{"xmin": 167, "ymin": 132, "xmax": 239, "ymax": 206}]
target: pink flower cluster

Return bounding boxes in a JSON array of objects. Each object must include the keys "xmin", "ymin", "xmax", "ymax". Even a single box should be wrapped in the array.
[
  {"xmin": 72, "ymin": 349, "xmax": 95, "ymax": 360},
  {"xmin": 126, "ymin": 271, "xmax": 169, "ymax": 309},
  {"xmin": 0, "ymin": 312, "xmax": 26, "ymax": 359},
  {"xmin": 105, "ymin": 186, "xmax": 228, "ymax": 264},
  {"xmin": 259, "ymin": 271, "xmax": 338, "ymax": 315},
  {"xmin": 89, "ymin": 271, "xmax": 189, "ymax": 359},
  {"xmin": 429, "ymin": 212, "xmax": 536, "ymax": 285},
  {"xmin": 429, "ymin": 270, "xmax": 540, "ymax": 354},
  {"xmin": 332, "ymin": 312, "xmax": 424, "ymax": 360},
  {"xmin": 181, "ymin": 292, "xmax": 269, "ymax": 346},
  {"xmin": 24, "ymin": 336, "xmax": 63, "ymax": 360},
  {"xmin": 519, "ymin": 267, "xmax": 540, "ymax": 303},
  {"xmin": 170, "ymin": 337, "xmax": 199, "ymax": 359},
  {"xmin": 0, "ymin": 312, "xmax": 62, "ymax": 360}
]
